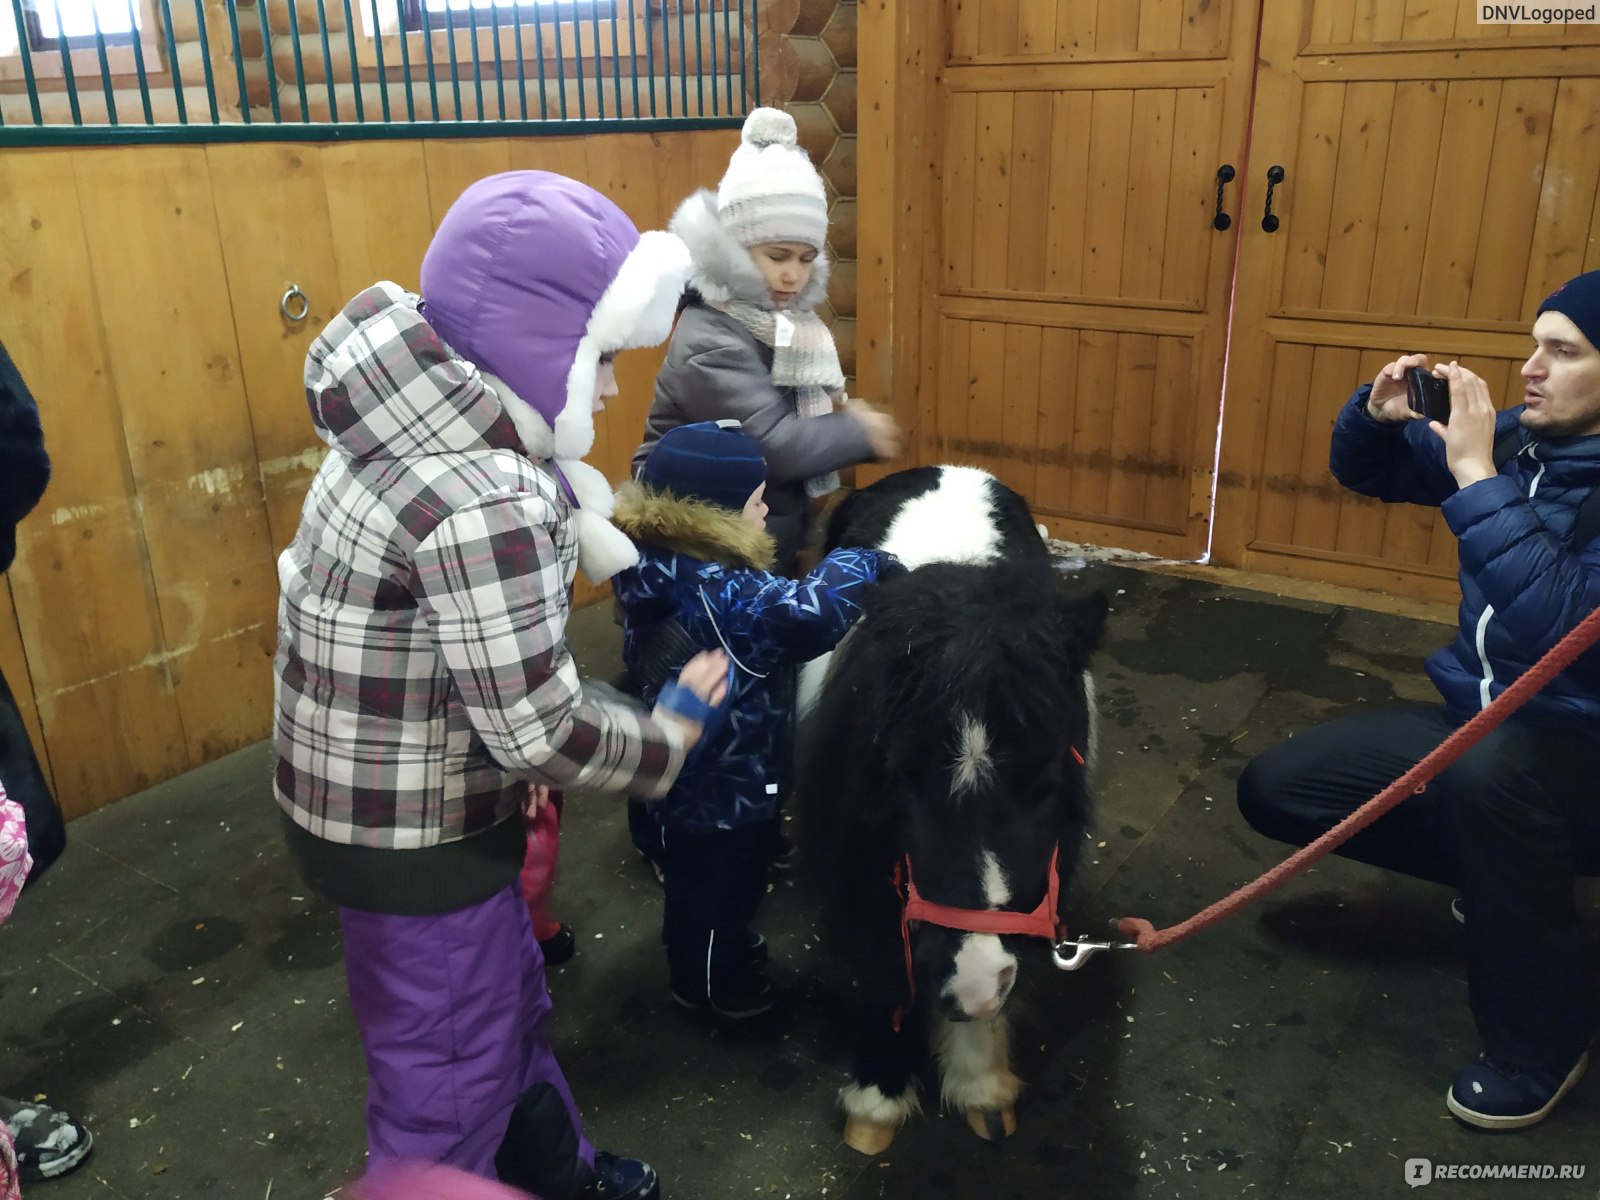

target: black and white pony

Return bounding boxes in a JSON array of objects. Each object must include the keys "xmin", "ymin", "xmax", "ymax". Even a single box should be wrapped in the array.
[{"xmin": 798, "ymin": 466, "xmax": 1107, "ymax": 1154}]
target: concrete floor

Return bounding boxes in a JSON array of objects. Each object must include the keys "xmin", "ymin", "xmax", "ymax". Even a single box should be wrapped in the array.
[{"xmin": 4, "ymin": 560, "xmax": 1597, "ymax": 1200}]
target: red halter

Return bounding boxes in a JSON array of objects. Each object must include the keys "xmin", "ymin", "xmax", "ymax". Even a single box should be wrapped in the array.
[
  {"xmin": 890, "ymin": 845, "xmax": 1063, "ymax": 1032},
  {"xmin": 887, "ymin": 745, "xmax": 1085, "ymax": 1030}
]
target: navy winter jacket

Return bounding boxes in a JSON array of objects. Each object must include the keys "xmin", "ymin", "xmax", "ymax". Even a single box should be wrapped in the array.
[
  {"xmin": 612, "ymin": 482, "xmax": 898, "ymax": 833},
  {"xmin": 1330, "ymin": 385, "xmax": 1600, "ymax": 726},
  {"xmin": 0, "ymin": 341, "xmax": 51, "ymax": 573}
]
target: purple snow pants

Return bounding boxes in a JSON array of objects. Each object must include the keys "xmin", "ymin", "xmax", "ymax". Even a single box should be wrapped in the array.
[{"xmin": 340, "ymin": 884, "xmax": 595, "ymax": 1181}]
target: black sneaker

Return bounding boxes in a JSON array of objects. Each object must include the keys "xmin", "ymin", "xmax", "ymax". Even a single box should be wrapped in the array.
[
  {"xmin": 538, "ymin": 924, "xmax": 577, "ymax": 966},
  {"xmin": 747, "ymin": 932, "xmax": 768, "ymax": 970},
  {"xmin": 580, "ymin": 1150, "xmax": 660, "ymax": 1200},
  {"xmin": 672, "ymin": 971, "xmax": 775, "ymax": 1020},
  {"xmin": 768, "ymin": 830, "xmax": 798, "ymax": 872},
  {"xmin": 0, "ymin": 1095, "xmax": 94, "ymax": 1181},
  {"xmin": 1450, "ymin": 896, "xmax": 1465, "ymax": 925},
  {"xmin": 1447, "ymin": 1050, "xmax": 1588, "ymax": 1130}
]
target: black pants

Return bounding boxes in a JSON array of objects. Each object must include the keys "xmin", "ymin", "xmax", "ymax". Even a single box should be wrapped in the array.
[
  {"xmin": 661, "ymin": 821, "xmax": 771, "ymax": 1003},
  {"xmin": 1237, "ymin": 703, "xmax": 1600, "ymax": 1071}
]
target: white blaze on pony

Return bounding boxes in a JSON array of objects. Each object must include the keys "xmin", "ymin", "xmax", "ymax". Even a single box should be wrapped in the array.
[{"xmin": 799, "ymin": 465, "xmax": 1107, "ymax": 1156}]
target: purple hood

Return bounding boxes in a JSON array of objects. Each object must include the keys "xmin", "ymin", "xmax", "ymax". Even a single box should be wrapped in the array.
[{"xmin": 420, "ymin": 171, "xmax": 690, "ymax": 461}]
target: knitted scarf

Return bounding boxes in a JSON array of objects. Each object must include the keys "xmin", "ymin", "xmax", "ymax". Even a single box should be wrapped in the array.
[{"xmin": 706, "ymin": 298, "xmax": 846, "ymax": 497}]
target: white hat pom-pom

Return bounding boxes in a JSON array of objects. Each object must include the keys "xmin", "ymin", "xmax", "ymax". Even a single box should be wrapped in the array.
[{"xmin": 741, "ymin": 107, "xmax": 797, "ymax": 148}]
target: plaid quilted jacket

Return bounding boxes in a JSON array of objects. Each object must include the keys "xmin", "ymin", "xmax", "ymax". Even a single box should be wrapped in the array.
[{"xmin": 274, "ymin": 283, "xmax": 687, "ymax": 871}]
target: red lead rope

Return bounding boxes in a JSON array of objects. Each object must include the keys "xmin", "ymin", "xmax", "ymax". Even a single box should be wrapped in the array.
[{"xmin": 1115, "ymin": 603, "xmax": 1600, "ymax": 954}]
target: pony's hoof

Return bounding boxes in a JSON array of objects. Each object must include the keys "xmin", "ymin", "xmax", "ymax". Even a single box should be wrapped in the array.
[
  {"xmin": 966, "ymin": 1106, "xmax": 1017, "ymax": 1141},
  {"xmin": 843, "ymin": 1116, "xmax": 897, "ymax": 1155}
]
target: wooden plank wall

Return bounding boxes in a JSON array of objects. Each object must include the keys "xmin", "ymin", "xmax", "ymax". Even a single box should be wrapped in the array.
[
  {"xmin": 0, "ymin": 127, "xmax": 738, "ymax": 818},
  {"xmin": 1212, "ymin": 6, "xmax": 1600, "ymax": 598}
]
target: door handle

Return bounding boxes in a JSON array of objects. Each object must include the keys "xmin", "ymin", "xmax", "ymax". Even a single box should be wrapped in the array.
[
  {"xmin": 1212, "ymin": 164, "xmax": 1235, "ymax": 231},
  {"xmin": 1261, "ymin": 165, "xmax": 1286, "ymax": 233}
]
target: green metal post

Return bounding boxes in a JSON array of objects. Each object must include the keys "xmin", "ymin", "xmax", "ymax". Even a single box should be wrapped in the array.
[
  {"xmin": 388, "ymin": 0, "xmax": 414, "ymax": 120},
  {"xmin": 225, "ymin": 0, "xmax": 253, "ymax": 121},
  {"xmin": 340, "ymin": 0, "xmax": 368, "ymax": 120},
  {"xmin": 89, "ymin": 4, "xmax": 119, "ymax": 124},
  {"xmin": 486, "ymin": 0, "xmax": 507, "ymax": 120},
  {"xmin": 156, "ymin": 0, "xmax": 188, "ymax": 122},
  {"xmin": 123, "ymin": 0, "xmax": 153, "ymax": 123},
  {"xmin": 256, "ymin": 0, "xmax": 281, "ymax": 122},
  {"xmin": 6, "ymin": 0, "xmax": 43, "ymax": 124},
  {"xmin": 552, "ymin": 0, "xmax": 570, "ymax": 118},
  {"xmin": 440, "ymin": 0, "xmax": 462, "ymax": 120},
  {"xmin": 313, "ymin": 0, "xmax": 338, "ymax": 119},
  {"xmin": 510, "ymin": 0, "xmax": 529, "ymax": 119},
  {"xmin": 464, "ymin": 0, "xmax": 485, "ymax": 120},
  {"xmin": 191, "ymin": 0, "xmax": 221, "ymax": 122},
  {"xmin": 48, "ymin": 0, "xmax": 84, "ymax": 125},
  {"xmin": 419, "ymin": 0, "xmax": 441, "ymax": 119},
  {"xmin": 285, "ymin": 0, "xmax": 311, "ymax": 121}
]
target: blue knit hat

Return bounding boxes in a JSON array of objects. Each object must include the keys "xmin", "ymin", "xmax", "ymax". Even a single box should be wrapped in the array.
[
  {"xmin": 1538, "ymin": 270, "xmax": 1600, "ymax": 353},
  {"xmin": 640, "ymin": 420, "xmax": 768, "ymax": 511}
]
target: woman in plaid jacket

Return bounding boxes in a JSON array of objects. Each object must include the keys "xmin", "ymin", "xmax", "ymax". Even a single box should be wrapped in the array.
[{"xmin": 273, "ymin": 172, "xmax": 725, "ymax": 1200}]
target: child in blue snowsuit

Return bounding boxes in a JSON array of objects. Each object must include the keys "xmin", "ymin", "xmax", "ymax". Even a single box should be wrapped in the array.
[{"xmin": 612, "ymin": 421, "xmax": 899, "ymax": 1016}]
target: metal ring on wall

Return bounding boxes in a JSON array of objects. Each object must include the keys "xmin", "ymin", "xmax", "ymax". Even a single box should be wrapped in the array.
[{"xmin": 280, "ymin": 284, "xmax": 309, "ymax": 323}]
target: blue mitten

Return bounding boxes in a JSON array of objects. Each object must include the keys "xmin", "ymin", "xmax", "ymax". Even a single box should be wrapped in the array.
[{"xmin": 656, "ymin": 659, "xmax": 736, "ymax": 754}]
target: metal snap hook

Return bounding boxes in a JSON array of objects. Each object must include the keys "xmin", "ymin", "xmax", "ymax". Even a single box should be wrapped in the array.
[
  {"xmin": 280, "ymin": 284, "xmax": 310, "ymax": 323},
  {"xmin": 1052, "ymin": 938, "xmax": 1140, "ymax": 971}
]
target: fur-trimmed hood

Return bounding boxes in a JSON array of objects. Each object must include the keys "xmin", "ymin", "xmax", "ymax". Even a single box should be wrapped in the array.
[
  {"xmin": 669, "ymin": 190, "xmax": 831, "ymax": 313},
  {"xmin": 612, "ymin": 480, "xmax": 776, "ymax": 571},
  {"xmin": 421, "ymin": 171, "xmax": 692, "ymax": 463}
]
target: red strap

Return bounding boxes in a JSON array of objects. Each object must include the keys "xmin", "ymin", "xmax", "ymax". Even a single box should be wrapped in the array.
[{"xmin": 902, "ymin": 847, "xmax": 1060, "ymax": 940}]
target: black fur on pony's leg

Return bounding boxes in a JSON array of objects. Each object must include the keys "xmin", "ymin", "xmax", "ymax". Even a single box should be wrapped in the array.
[{"xmin": 840, "ymin": 998, "xmax": 929, "ymax": 1155}]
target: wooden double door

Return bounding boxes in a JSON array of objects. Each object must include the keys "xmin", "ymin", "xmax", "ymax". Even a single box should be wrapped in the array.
[{"xmin": 860, "ymin": 0, "xmax": 1600, "ymax": 601}]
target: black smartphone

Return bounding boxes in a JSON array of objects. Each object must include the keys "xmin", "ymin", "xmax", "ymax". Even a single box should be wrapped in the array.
[{"xmin": 1405, "ymin": 366, "xmax": 1451, "ymax": 423}]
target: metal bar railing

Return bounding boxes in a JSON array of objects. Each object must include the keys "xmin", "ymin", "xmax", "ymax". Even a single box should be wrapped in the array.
[
  {"xmin": 736, "ymin": 0, "xmax": 746, "ymax": 111},
  {"xmin": 128, "ymin": 4, "xmax": 157, "ymax": 126},
  {"xmin": 608, "ymin": 1, "xmax": 622, "ymax": 117},
  {"xmin": 285, "ymin": 0, "xmax": 312, "ymax": 121},
  {"xmin": 674, "ymin": 0, "xmax": 687, "ymax": 116},
  {"xmin": 0, "ymin": 0, "xmax": 759, "ymax": 141},
  {"xmin": 706, "ymin": 0, "xmax": 717, "ymax": 116},
  {"xmin": 419, "ymin": 4, "xmax": 442, "ymax": 120},
  {"xmin": 256, "ymin": 0, "xmax": 281, "ymax": 122},
  {"xmin": 6, "ymin": 0, "xmax": 43, "ymax": 124},
  {"xmin": 191, "ymin": 0, "xmax": 222, "ymax": 123},
  {"xmin": 0, "ymin": 115, "xmax": 752, "ymax": 146},
  {"xmin": 630, "ymin": 0, "xmax": 645, "ymax": 118},
  {"xmin": 721, "ymin": 0, "xmax": 732, "ymax": 114},
  {"xmin": 658, "ymin": 0, "xmax": 671, "ymax": 117},
  {"xmin": 752, "ymin": 0, "xmax": 760, "ymax": 106},
  {"xmin": 156, "ymin": 0, "xmax": 188, "ymax": 123},
  {"xmin": 692, "ymin": 0, "xmax": 703, "ymax": 116},
  {"xmin": 440, "ymin": 1, "xmax": 463, "ymax": 120},
  {"xmin": 224, "ymin": 0, "xmax": 252, "ymax": 121},
  {"xmin": 389, "ymin": 0, "xmax": 414, "ymax": 121},
  {"xmin": 510, "ymin": 0, "xmax": 529, "ymax": 118},
  {"xmin": 614, "ymin": 1, "xmax": 628, "ymax": 117},
  {"xmin": 463, "ymin": 0, "xmax": 485, "ymax": 120},
  {"xmin": 340, "ymin": 0, "xmax": 367, "ymax": 121},
  {"xmin": 551, "ymin": 0, "xmax": 569, "ymax": 119},
  {"xmin": 571, "ymin": 1, "xmax": 586, "ymax": 120},
  {"xmin": 588, "ymin": 0, "xmax": 604, "ymax": 117},
  {"xmin": 312, "ymin": 0, "xmax": 339, "ymax": 119},
  {"xmin": 486, "ymin": 0, "xmax": 507, "ymax": 120},
  {"xmin": 49, "ymin": 0, "xmax": 84, "ymax": 125},
  {"xmin": 88, "ymin": 3, "xmax": 119, "ymax": 125}
]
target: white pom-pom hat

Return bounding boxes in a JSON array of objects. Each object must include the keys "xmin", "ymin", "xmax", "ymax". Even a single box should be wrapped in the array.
[{"xmin": 715, "ymin": 107, "xmax": 829, "ymax": 251}]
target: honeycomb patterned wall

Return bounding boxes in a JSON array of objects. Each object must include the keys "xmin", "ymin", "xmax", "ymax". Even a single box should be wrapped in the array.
[{"xmin": 759, "ymin": 0, "xmax": 858, "ymax": 389}]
